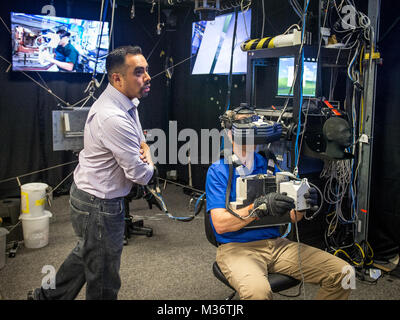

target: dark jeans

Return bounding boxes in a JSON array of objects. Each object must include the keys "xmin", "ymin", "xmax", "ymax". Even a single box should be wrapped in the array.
[{"xmin": 35, "ymin": 182, "xmax": 125, "ymax": 300}]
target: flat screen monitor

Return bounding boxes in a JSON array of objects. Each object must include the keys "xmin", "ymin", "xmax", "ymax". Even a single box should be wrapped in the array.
[
  {"xmin": 277, "ymin": 57, "xmax": 317, "ymax": 97},
  {"xmin": 190, "ymin": 9, "xmax": 251, "ymax": 75},
  {"xmin": 11, "ymin": 12, "xmax": 109, "ymax": 73}
]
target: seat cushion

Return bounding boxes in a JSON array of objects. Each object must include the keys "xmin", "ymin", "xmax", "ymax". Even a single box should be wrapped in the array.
[{"xmin": 213, "ymin": 261, "xmax": 300, "ymax": 293}]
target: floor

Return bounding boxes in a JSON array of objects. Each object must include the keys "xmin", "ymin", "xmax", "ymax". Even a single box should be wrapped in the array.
[{"xmin": 0, "ymin": 184, "xmax": 399, "ymax": 300}]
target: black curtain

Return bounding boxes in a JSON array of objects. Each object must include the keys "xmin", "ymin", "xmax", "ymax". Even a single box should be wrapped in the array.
[
  {"xmin": 169, "ymin": 1, "xmax": 301, "ymax": 190},
  {"xmin": 0, "ymin": 0, "xmax": 168, "ymax": 199},
  {"xmin": 1, "ymin": 0, "xmax": 399, "ymax": 257},
  {"xmin": 369, "ymin": 0, "xmax": 400, "ymax": 259}
]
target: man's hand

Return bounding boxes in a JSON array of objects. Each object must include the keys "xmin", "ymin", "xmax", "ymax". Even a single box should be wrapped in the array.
[
  {"xmin": 41, "ymin": 50, "xmax": 54, "ymax": 62},
  {"xmin": 304, "ymin": 187, "xmax": 319, "ymax": 211},
  {"xmin": 139, "ymin": 142, "xmax": 153, "ymax": 166},
  {"xmin": 290, "ymin": 209, "xmax": 304, "ymax": 223},
  {"xmin": 253, "ymin": 193, "xmax": 295, "ymax": 218}
]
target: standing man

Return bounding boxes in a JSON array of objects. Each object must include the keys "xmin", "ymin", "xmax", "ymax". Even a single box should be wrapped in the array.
[{"xmin": 29, "ymin": 45, "xmax": 154, "ymax": 300}]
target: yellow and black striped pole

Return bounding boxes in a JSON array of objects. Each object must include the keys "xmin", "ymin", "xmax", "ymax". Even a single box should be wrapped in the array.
[{"xmin": 240, "ymin": 37, "xmax": 275, "ymax": 51}]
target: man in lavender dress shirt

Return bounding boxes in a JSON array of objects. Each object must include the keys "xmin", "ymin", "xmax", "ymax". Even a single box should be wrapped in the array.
[{"xmin": 29, "ymin": 46, "xmax": 155, "ymax": 300}]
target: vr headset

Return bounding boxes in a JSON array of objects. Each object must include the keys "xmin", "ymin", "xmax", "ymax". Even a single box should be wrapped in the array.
[{"xmin": 219, "ymin": 103, "xmax": 283, "ymax": 145}]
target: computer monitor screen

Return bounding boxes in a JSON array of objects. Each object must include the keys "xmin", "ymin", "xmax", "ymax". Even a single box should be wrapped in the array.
[
  {"xmin": 190, "ymin": 9, "xmax": 251, "ymax": 75},
  {"xmin": 277, "ymin": 57, "xmax": 317, "ymax": 97},
  {"xmin": 11, "ymin": 12, "xmax": 109, "ymax": 73}
]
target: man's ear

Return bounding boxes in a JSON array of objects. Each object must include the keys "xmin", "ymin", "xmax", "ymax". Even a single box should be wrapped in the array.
[{"xmin": 111, "ymin": 72, "xmax": 122, "ymax": 86}]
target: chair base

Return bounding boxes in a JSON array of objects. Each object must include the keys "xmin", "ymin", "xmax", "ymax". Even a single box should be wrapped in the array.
[
  {"xmin": 124, "ymin": 218, "xmax": 153, "ymax": 245},
  {"xmin": 124, "ymin": 196, "xmax": 153, "ymax": 245}
]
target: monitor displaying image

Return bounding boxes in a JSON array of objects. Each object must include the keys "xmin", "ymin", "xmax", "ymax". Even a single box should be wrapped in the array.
[
  {"xmin": 277, "ymin": 57, "xmax": 317, "ymax": 97},
  {"xmin": 191, "ymin": 9, "xmax": 251, "ymax": 75},
  {"xmin": 11, "ymin": 12, "xmax": 109, "ymax": 73}
]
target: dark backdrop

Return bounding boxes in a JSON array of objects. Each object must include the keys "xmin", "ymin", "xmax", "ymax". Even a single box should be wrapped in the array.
[
  {"xmin": 169, "ymin": 0, "xmax": 400, "ymax": 255},
  {"xmin": 0, "ymin": 0, "xmax": 399, "ymax": 257},
  {"xmin": 0, "ymin": 0, "xmax": 170, "ymax": 197},
  {"xmin": 369, "ymin": 0, "xmax": 400, "ymax": 259},
  {"xmin": 169, "ymin": 1, "xmax": 301, "ymax": 189}
]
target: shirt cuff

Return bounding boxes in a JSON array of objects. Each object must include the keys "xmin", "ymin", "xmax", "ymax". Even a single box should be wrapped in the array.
[{"xmin": 143, "ymin": 164, "xmax": 155, "ymax": 185}]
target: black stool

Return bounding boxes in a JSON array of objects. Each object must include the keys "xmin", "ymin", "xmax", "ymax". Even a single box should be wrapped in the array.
[
  {"xmin": 204, "ymin": 210, "xmax": 300, "ymax": 299},
  {"xmin": 212, "ymin": 260, "xmax": 300, "ymax": 299}
]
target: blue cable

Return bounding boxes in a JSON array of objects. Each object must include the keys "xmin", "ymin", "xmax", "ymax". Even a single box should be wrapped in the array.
[
  {"xmin": 349, "ymin": 104, "xmax": 357, "ymax": 221},
  {"xmin": 347, "ymin": 47, "xmax": 359, "ymax": 83},
  {"xmin": 281, "ymin": 223, "xmax": 292, "ymax": 238},
  {"xmin": 194, "ymin": 192, "xmax": 206, "ymax": 212},
  {"xmin": 294, "ymin": 51, "xmax": 304, "ymax": 174},
  {"xmin": 294, "ymin": 0, "xmax": 310, "ymax": 175}
]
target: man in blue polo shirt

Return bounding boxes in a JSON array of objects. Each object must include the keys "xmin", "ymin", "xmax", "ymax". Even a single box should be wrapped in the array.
[{"xmin": 205, "ymin": 108, "xmax": 351, "ymax": 300}]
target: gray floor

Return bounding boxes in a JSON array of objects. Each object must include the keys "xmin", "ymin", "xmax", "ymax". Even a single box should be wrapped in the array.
[{"xmin": 0, "ymin": 184, "xmax": 399, "ymax": 300}]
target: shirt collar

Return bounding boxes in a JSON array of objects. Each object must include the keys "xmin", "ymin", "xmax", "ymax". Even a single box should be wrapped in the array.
[
  {"xmin": 105, "ymin": 83, "xmax": 140, "ymax": 112},
  {"xmin": 235, "ymin": 152, "xmax": 255, "ymax": 177}
]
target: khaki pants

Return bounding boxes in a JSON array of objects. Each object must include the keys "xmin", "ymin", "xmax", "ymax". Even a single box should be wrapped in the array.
[{"xmin": 216, "ymin": 237, "xmax": 351, "ymax": 300}]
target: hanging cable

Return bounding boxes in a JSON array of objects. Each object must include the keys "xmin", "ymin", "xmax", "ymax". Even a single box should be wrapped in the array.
[
  {"xmin": 225, "ymin": 8, "xmax": 239, "ymax": 111},
  {"xmin": 145, "ymin": 183, "xmax": 204, "ymax": 222},
  {"xmin": 0, "ymin": 160, "xmax": 78, "ymax": 186},
  {"xmin": 77, "ymin": 0, "xmax": 116, "ymax": 108},
  {"xmin": 92, "ymin": 0, "xmax": 109, "ymax": 80},
  {"xmin": 261, "ymin": 0, "xmax": 265, "ymax": 38},
  {"xmin": 240, "ymin": 0, "xmax": 251, "ymax": 39},
  {"xmin": 150, "ymin": 54, "xmax": 197, "ymax": 80},
  {"xmin": 292, "ymin": 0, "xmax": 310, "ymax": 177}
]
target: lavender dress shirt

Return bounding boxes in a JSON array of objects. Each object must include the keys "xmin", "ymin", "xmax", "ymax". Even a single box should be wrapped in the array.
[{"xmin": 74, "ymin": 83, "xmax": 154, "ymax": 199}]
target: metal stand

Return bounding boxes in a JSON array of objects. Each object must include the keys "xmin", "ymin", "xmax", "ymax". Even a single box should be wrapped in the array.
[{"xmin": 355, "ymin": 0, "xmax": 381, "ymax": 252}]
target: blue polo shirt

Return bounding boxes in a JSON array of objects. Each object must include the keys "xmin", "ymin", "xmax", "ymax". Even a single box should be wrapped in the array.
[{"xmin": 205, "ymin": 153, "xmax": 281, "ymax": 244}]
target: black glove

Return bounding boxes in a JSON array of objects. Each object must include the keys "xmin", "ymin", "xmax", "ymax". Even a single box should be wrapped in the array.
[
  {"xmin": 253, "ymin": 192, "xmax": 295, "ymax": 218},
  {"xmin": 304, "ymin": 187, "xmax": 318, "ymax": 211},
  {"xmin": 143, "ymin": 189, "xmax": 162, "ymax": 211}
]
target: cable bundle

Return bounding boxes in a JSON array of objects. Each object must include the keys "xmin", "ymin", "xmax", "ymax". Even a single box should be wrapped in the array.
[
  {"xmin": 220, "ymin": 0, "xmax": 251, "ymax": 11},
  {"xmin": 320, "ymin": 159, "xmax": 354, "ymax": 233}
]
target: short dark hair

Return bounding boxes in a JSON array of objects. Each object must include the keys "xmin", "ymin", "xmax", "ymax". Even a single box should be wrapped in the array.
[
  {"xmin": 57, "ymin": 29, "xmax": 71, "ymax": 38},
  {"xmin": 106, "ymin": 46, "xmax": 143, "ymax": 83}
]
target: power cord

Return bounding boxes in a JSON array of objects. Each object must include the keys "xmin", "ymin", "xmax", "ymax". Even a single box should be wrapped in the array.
[{"xmin": 294, "ymin": 218, "xmax": 307, "ymax": 300}]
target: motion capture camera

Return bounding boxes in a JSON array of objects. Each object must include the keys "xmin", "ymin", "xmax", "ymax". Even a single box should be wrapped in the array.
[{"xmin": 220, "ymin": 103, "xmax": 283, "ymax": 145}]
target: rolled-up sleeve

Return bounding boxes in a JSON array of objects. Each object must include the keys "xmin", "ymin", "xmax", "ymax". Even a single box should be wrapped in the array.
[{"xmin": 100, "ymin": 115, "xmax": 154, "ymax": 185}]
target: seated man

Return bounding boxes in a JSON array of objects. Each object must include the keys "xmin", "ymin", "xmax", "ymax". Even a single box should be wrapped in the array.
[
  {"xmin": 205, "ymin": 108, "xmax": 352, "ymax": 300},
  {"xmin": 42, "ymin": 30, "xmax": 79, "ymax": 72}
]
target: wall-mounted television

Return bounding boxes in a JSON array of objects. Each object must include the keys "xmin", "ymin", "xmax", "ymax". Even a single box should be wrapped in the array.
[
  {"xmin": 190, "ymin": 9, "xmax": 251, "ymax": 75},
  {"xmin": 11, "ymin": 12, "xmax": 109, "ymax": 73},
  {"xmin": 277, "ymin": 57, "xmax": 318, "ymax": 97}
]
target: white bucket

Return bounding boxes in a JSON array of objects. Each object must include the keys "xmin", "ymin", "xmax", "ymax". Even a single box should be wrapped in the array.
[
  {"xmin": 19, "ymin": 211, "xmax": 52, "ymax": 249},
  {"xmin": 20, "ymin": 183, "xmax": 49, "ymax": 217}
]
